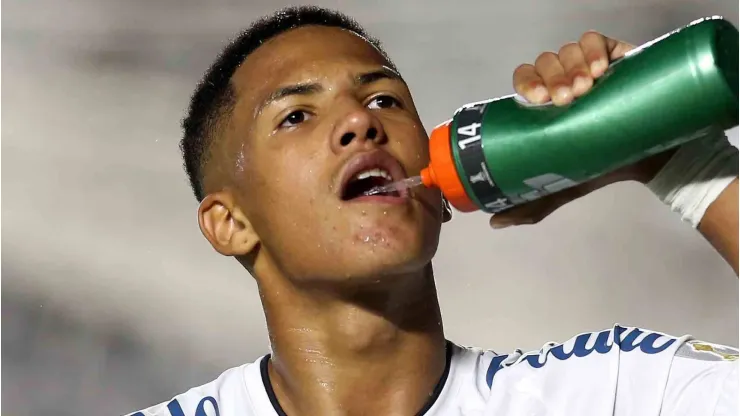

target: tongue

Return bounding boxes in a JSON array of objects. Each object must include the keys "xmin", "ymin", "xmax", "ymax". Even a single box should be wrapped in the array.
[{"xmin": 343, "ymin": 177, "xmax": 391, "ymax": 200}]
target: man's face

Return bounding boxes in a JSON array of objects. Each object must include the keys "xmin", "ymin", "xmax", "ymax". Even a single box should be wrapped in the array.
[{"xmin": 226, "ymin": 26, "xmax": 442, "ymax": 283}]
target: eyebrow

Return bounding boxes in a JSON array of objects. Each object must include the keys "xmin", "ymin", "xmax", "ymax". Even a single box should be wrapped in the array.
[
  {"xmin": 255, "ymin": 67, "xmax": 405, "ymax": 116},
  {"xmin": 255, "ymin": 83, "xmax": 323, "ymax": 116},
  {"xmin": 355, "ymin": 67, "xmax": 404, "ymax": 86}
]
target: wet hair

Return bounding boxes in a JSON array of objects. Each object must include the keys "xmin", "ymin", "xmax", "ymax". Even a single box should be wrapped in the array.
[{"xmin": 180, "ymin": 6, "xmax": 395, "ymax": 201}]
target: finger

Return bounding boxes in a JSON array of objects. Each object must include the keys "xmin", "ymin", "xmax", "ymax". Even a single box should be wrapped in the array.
[
  {"xmin": 534, "ymin": 52, "xmax": 573, "ymax": 106},
  {"xmin": 513, "ymin": 63, "xmax": 550, "ymax": 104},
  {"xmin": 606, "ymin": 37, "xmax": 635, "ymax": 61},
  {"xmin": 579, "ymin": 31, "xmax": 611, "ymax": 77},
  {"xmin": 489, "ymin": 199, "xmax": 561, "ymax": 229},
  {"xmin": 489, "ymin": 187, "xmax": 585, "ymax": 229},
  {"xmin": 558, "ymin": 42, "xmax": 593, "ymax": 97}
]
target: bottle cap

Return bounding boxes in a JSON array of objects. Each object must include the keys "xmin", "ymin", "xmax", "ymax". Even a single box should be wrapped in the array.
[{"xmin": 421, "ymin": 122, "xmax": 478, "ymax": 212}]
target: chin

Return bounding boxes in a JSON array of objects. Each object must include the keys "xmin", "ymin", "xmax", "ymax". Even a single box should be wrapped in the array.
[
  {"xmin": 345, "ymin": 214, "xmax": 439, "ymax": 271},
  {"xmin": 338, "ymin": 235, "xmax": 437, "ymax": 280}
]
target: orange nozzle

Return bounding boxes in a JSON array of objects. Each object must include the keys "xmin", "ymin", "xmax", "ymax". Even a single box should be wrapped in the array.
[{"xmin": 423, "ymin": 122, "xmax": 478, "ymax": 212}]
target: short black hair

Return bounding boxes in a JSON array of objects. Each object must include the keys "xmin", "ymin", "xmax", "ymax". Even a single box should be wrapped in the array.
[{"xmin": 180, "ymin": 6, "xmax": 395, "ymax": 201}]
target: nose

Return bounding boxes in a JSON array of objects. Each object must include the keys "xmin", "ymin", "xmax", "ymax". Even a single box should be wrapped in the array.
[{"xmin": 330, "ymin": 108, "xmax": 386, "ymax": 154}]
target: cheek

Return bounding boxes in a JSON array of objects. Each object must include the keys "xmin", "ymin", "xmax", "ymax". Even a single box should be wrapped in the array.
[
  {"xmin": 266, "ymin": 146, "xmax": 327, "ymax": 200},
  {"xmin": 253, "ymin": 148, "xmax": 338, "ymax": 234},
  {"xmin": 386, "ymin": 118, "xmax": 430, "ymax": 170}
]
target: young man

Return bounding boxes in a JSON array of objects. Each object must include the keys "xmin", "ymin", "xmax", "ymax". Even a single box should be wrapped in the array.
[{"xmin": 130, "ymin": 6, "xmax": 739, "ymax": 416}]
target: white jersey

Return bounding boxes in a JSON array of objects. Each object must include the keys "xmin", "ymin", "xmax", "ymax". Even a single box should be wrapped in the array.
[{"xmin": 128, "ymin": 325, "xmax": 737, "ymax": 416}]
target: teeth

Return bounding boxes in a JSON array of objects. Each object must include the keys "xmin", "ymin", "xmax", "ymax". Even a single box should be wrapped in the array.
[{"xmin": 354, "ymin": 168, "xmax": 392, "ymax": 181}]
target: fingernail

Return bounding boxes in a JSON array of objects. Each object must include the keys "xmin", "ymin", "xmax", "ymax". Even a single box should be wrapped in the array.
[
  {"xmin": 572, "ymin": 76, "xmax": 591, "ymax": 94},
  {"xmin": 554, "ymin": 87, "xmax": 572, "ymax": 104},
  {"xmin": 590, "ymin": 59, "xmax": 607, "ymax": 76},
  {"xmin": 533, "ymin": 85, "xmax": 549, "ymax": 103}
]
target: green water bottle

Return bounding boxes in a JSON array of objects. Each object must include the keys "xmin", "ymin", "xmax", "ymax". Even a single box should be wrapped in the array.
[{"xmin": 419, "ymin": 16, "xmax": 738, "ymax": 213}]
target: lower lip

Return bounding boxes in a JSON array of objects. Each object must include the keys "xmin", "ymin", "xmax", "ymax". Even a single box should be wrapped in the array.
[{"xmin": 344, "ymin": 194, "xmax": 408, "ymax": 205}]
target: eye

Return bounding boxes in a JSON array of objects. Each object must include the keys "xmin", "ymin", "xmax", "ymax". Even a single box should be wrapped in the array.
[
  {"xmin": 279, "ymin": 110, "xmax": 312, "ymax": 129},
  {"xmin": 367, "ymin": 95, "xmax": 401, "ymax": 110}
]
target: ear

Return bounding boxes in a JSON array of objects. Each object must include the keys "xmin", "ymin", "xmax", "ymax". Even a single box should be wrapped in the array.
[{"xmin": 198, "ymin": 191, "xmax": 260, "ymax": 256}]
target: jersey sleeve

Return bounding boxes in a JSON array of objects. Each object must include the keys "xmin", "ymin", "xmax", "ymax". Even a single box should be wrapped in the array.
[
  {"xmin": 125, "ymin": 392, "xmax": 222, "ymax": 416},
  {"xmin": 659, "ymin": 340, "xmax": 738, "ymax": 415},
  {"xmin": 483, "ymin": 325, "xmax": 738, "ymax": 416},
  {"xmin": 123, "ymin": 364, "xmax": 256, "ymax": 416}
]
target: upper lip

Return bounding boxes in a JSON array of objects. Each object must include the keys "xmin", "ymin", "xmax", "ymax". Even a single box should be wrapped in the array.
[{"xmin": 337, "ymin": 150, "xmax": 408, "ymax": 199}]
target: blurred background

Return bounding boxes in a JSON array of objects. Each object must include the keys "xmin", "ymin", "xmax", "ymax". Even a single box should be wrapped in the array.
[{"xmin": 2, "ymin": 0, "xmax": 739, "ymax": 415}]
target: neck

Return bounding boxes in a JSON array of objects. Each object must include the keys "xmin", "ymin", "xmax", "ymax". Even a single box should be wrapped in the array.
[{"xmin": 258, "ymin": 265, "xmax": 447, "ymax": 416}]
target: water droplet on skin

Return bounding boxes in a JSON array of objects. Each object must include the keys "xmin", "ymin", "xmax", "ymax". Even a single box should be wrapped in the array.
[
  {"xmin": 383, "ymin": 211, "xmax": 387, "ymax": 215},
  {"xmin": 235, "ymin": 143, "xmax": 246, "ymax": 172},
  {"xmin": 363, "ymin": 236, "xmax": 371, "ymax": 242},
  {"xmin": 318, "ymin": 381, "xmax": 334, "ymax": 391}
]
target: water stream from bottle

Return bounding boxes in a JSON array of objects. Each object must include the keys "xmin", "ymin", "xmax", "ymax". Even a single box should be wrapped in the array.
[{"xmin": 363, "ymin": 175, "xmax": 424, "ymax": 196}]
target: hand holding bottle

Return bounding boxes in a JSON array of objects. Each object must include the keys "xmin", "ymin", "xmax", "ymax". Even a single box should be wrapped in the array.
[{"xmin": 489, "ymin": 31, "xmax": 674, "ymax": 229}]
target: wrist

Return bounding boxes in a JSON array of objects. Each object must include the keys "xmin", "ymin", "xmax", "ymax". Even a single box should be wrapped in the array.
[
  {"xmin": 631, "ymin": 149, "xmax": 679, "ymax": 185},
  {"xmin": 646, "ymin": 131, "xmax": 738, "ymax": 228},
  {"xmin": 599, "ymin": 149, "xmax": 678, "ymax": 188}
]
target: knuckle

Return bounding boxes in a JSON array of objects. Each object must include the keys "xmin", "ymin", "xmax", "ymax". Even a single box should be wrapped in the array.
[
  {"xmin": 581, "ymin": 30, "xmax": 602, "ymax": 42},
  {"xmin": 535, "ymin": 51, "xmax": 558, "ymax": 66},
  {"xmin": 514, "ymin": 63, "xmax": 534, "ymax": 74},
  {"xmin": 558, "ymin": 42, "xmax": 580, "ymax": 56}
]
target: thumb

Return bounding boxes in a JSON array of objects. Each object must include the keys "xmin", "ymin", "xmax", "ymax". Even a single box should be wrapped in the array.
[{"xmin": 489, "ymin": 186, "xmax": 586, "ymax": 229}]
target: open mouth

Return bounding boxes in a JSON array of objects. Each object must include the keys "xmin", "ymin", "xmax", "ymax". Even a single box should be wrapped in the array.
[
  {"xmin": 339, "ymin": 151, "xmax": 407, "ymax": 201},
  {"xmin": 342, "ymin": 168, "xmax": 400, "ymax": 200}
]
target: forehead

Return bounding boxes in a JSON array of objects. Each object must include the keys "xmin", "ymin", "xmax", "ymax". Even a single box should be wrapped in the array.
[{"xmin": 231, "ymin": 26, "xmax": 390, "ymax": 109}]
